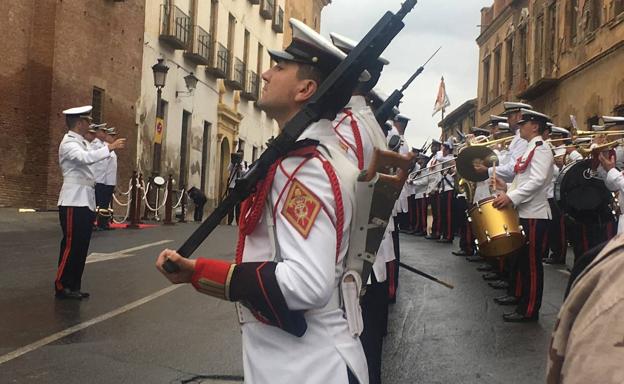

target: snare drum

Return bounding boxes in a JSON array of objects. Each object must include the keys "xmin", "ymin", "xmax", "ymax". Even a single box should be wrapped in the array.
[{"xmin": 467, "ymin": 196, "xmax": 525, "ymax": 258}]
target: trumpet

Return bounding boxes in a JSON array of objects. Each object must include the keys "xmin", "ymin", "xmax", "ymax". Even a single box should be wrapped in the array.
[
  {"xmin": 577, "ymin": 140, "xmax": 622, "ymax": 157},
  {"xmin": 461, "ymin": 135, "xmax": 514, "ymax": 150},
  {"xmin": 410, "ymin": 164, "xmax": 456, "ymax": 182},
  {"xmin": 575, "ymin": 129, "xmax": 624, "ymax": 137}
]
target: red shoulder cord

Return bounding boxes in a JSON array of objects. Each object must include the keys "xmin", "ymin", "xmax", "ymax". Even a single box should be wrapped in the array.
[
  {"xmin": 235, "ymin": 146, "xmax": 345, "ymax": 264},
  {"xmin": 514, "ymin": 142, "xmax": 543, "ymax": 174},
  {"xmin": 333, "ymin": 109, "xmax": 365, "ymax": 170}
]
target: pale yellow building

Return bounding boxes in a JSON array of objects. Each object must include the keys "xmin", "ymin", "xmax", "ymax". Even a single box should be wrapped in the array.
[
  {"xmin": 284, "ymin": 0, "xmax": 331, "ymax": 46},
  {"xmin": 476, "ymin": 0, "xmax": 624, "ymax": 130},
  {"xmin": 139, "ymin": 0, "xmax": 286, "ymax": 209}
]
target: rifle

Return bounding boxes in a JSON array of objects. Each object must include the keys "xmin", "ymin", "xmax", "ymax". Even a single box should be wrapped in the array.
[
  {"xmin": 374, "ymin": 46, "xmax": 441, "ymax": 126},
  {"xmin": 163, "ymin": 0, "xmax": 419, "ymax": 273}
]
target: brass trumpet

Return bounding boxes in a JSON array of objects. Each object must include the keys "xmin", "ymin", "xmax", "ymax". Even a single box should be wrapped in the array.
[
  {"xmin": 577, "ymin": 140, "xmax": 621, "ymax": 157},
  {"xmin": 575, "ymin": 129, "xmax": 624, "ymax": 137}
]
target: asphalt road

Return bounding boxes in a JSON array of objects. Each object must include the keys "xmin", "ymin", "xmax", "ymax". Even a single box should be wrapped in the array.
[{"xmin": 0, "ymin": 210, "xmax": 569, "ymax": 383}]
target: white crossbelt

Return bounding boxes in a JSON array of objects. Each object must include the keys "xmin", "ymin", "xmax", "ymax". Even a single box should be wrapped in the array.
[{"xmin": 64, "ymin": 177, "xmax": 95, "ymax": 188}]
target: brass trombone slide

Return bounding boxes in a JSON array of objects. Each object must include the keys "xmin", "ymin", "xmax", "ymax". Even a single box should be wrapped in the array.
[{"xmin": 410, "ymin": 165, "xmax": 456, "ymax": 182}]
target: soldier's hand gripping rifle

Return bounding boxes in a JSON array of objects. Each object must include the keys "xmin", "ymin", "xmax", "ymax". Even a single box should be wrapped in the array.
[
  {"xmin": 374, "ymin": 46, "xmax": 441, "ymax": 126},
  {"xmin": 163, "ymin": 0, "xmax": 420, "ymax": 273}
]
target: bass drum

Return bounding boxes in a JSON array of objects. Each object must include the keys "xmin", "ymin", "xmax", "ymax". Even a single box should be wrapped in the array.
[
  {"xmin": 555, "ymin": 159, "xmax": 614, "ymax": 224},
  {"xmin": 467, "ymin": 196, "xmax": 525, "ymax": 258}
]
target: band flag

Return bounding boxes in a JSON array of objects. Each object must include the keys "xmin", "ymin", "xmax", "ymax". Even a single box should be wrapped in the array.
[{"xmin": 432, "ymin": 76, "xmax": 451, "ymax": 117}]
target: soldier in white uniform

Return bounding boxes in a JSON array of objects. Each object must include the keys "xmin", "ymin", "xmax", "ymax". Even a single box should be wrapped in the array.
[
  {"xmin": 436, "ymin": 140, "xmax": 455, "ymax": 243},
  {"xmin": 100, "ymin": 127, "xmax": 119, "ymax": 229},
  {"xmin": 156, "ymin": 19, "xmax": 368, "ymax": 383},
  {"xmin": 424, "ymin": 140, "xmax": 443, "ymax": 240},
  {"xmin": 330, "ymin": 32, "xmax": 392, "ymax": 384},
  {"xmin": 492, "ymin": 109, "xmax": 554, "ymax": 322},
  {"xmin": 55, "ymin": 106, "xmax": 125, "ymax": 299}
]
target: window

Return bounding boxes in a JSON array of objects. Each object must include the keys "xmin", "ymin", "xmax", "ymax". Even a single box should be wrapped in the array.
[
  {"xmin": 616, "ymin": 0, "xmax": 624, "ymax": 17},
  {"xmin": 587, "ymin": 115, "xmax": 600, "ymax": 130},
  {"xmin": 91, "ymin": 87, "xmax": 104, "ymax": 124},
  {"xmin": 535, "ymin": 13, "xmax": 545, "ymax": 78},
  {"xmin": 210, "ymin": 0, "xmax": 218, "ymax": 37},
  {"xmin": 519, "ymin": 25, "xmax": 528, "ymax": 80},
  {"xmin": 583, "ymin": 0, "xmax": 601, "ymax": 33},
  {"xmin": 505, "ymin": 38, "xmax": 514, "ymax": 90},
  {"xmin": 252, "ymin": 146, "xmax": 258, "ymax": 161},
  {"xmin": 614, "ymin": 105, "xmax": 624, "ymax": 116},
  {"xmin": 548, "ymin": 3, "xmax": 557, "ymax": 73},
  {"xmin": 482, "ymin": 56, "xmax": 490, "ymax": 104},
  {"xmin": 180, "ymin": 111, "xmax": 192, "ymax": 187},
  {"xmin": 238, "ymin": 139, "xmax": 245, "ymax": 154},
  {"xmin": 569, "ymin": 0, "xmax": 578, "ymax": 42},
  {"xmin": 493, "ymin": 46, "xmax": 501, "ymax": 97},
  {"xmin": 243, "ymin": 29, "xmax": 250, "ymax": 69}
]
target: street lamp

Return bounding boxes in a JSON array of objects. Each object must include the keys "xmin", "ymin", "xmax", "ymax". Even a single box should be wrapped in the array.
[
  {"xmin": 151, "ymin": 58, "xmax": 169, "ymax": 176},
  {"xmin": 176, "ymin": 72, "xmax": 199, "ymax": 97}
]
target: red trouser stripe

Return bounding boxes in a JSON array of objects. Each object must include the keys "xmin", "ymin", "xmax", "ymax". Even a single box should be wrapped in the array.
[
  {"xmin": 414, "ymin": 199, "xmax": 420, "ymax": 230},
  {"xmin": 607, "ymin": 221, "xmax": 615, "ymax": 240},
  {"xmin": 560, "ymin": 216, "xmax": 566, "ymax": 257},
  {"xmin": 435, "ymin": 194, "xmax": 441, "ymax": 235},
  {"xmin": 527, "ymin": 220, "xmax": 538, "ymax": 317},
  {"xmin": 421, "ymin": 198, "xmax": 428, "ymax": 231},
  {"xmin": 515, "ymin": 270, "xmax": 522, "ymax": 297},
  {"xmin": 446, "ymin": 192, "xmax": 452, "ymax": 240},
  {"xmin": 55, "ymin": 207, "xmax": 74, "ymax": 291},
  {"xmin": 387, "ymin": 261, "xmax": 396, "ymax": 299}
]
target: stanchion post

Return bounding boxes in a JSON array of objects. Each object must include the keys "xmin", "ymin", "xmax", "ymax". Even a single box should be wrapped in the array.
[
  {"xmin": 142, "ymin": 176, "xmax": 152, "ymax": 221},
  {"xmin": 137, "ymin": 174, "xmax": 145, "ymax": 224},
  {"xmin": 127, "ymin": 171, "xmax": 140, "ymax": 228},
  {"xmin": 178, "ymin": 184, "xmax": 187, "ymax": 223},
  {"xmin": 163, "ymin": 174, "xmax": 174, "ymax": 226}
]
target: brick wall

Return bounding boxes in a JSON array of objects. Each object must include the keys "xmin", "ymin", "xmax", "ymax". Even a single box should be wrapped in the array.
[{"xmin": 0, "ymin": 0, "xmax": 145, "ymax": 209}]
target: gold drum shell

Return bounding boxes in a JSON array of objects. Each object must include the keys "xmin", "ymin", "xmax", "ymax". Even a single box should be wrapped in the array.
[{"xmin": 468, "ymin": 196, "xmax": 525, "ymax": 258}]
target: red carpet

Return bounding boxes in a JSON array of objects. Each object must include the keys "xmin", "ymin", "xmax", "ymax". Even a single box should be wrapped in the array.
[{"xmin": 109, "ymin": 222, "xmax": 159, "ymax": 229}]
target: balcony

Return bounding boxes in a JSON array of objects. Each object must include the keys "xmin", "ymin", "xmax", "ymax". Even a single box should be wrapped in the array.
[
  {"xmin": 260, "ymin": 0, "xmax": 274, "ymax": 20},
  {"xmin": 159, "ymin": 5, "xmax": 191, "ymax": 50},
  {"xmin": 206, "ymin": 43, "xmax": 229, "ymax": 79},
  {"xmin": 226, "ymin": 57, "xmax": 246, "ymax": 90},
  {"xmin": 242, "ymin": 71, "xmax": 260, "ymax": 101},
  {"xmin": 248, "ymin": 0, "xmax": 260, "ymax": 4},
  {"xmin": 183, "ymin": 26, "xmax": 211, "ymax": 66},
  {"xmin": 272, "ymin": 6, "xmax": 284, "ymax": 33}
]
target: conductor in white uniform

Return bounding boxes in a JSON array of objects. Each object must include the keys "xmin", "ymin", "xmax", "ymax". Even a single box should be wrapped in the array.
[{"xmin": 55, "ymin": 106, "xmax": 125, "ymax": 300}]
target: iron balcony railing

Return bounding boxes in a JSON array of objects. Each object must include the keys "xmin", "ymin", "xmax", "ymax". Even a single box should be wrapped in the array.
[
  {"xmin": 272, "ymin": 6, "xmax": 284, "ymax": 33},
  {"xmin": 260, "ymin": 0, "xmax": 274, "ymax": 20},
  {"xmin": 242, "ymin": 70, "xmax": 260, "ymax": 100},
  {"xmin": 159, "ymin": 4, "xmax": 191, "ymax": 49},
  {"xmin": 207, "ymin": 43, "xmax": 229, "ymax": 78},
  {"xmin": 226, "ymin": 57, "xmax": 246, "ymax": 90},
  {"xmin": 184, "ymin": 25, "xmax": 211, "ymax": 65}
]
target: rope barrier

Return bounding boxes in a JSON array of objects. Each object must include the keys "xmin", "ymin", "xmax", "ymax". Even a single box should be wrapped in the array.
[
  {"xmin": 141, "ymin": 182, "xmax": 169, "ymax": 212},
  {"xmin": 112, "ymin": 195, "xmax": 132, "ymax": 224},
  {"xmin": 173, "ymin": 189, "xmax": 187, "ymax": 209}
]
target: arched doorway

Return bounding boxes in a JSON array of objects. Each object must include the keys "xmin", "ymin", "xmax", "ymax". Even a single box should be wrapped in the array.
[{"xmin": 219, "ymin": 137, "xmax": 231, "ymax": 203}]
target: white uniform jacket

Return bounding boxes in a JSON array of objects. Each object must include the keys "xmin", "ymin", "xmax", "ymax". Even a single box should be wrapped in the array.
[
  {"xmin": 568, "ymin": 150, "xmax": 583, "ymax": 162},
  {"xmin": 333, "ymin": 95, "xmax": 394, "ymax": 281},
  {"xmin": 507, "ymin": 136, "xmax": 554, "ymax": 219},
  {"xmin": 489, "ymin": 130, "xmax": 528, "ymax": 183},
  {"xmin": 396, "ymin": 137, "xmax": 411, "ymax": 213},
  {"xmin": 230, "ymin": 120, "xmax": 368, "ymax": 384},
  {"xmin": 57, "ymin": 131, "xmax": 111, "ymax": 211},
  {"xmin": 411, "ymin": 166, "xmax": 428, "ymax": 199},
  {"xmin": 89, "ymin": 138, "xmax": 108, "ymax": 184},
  {"xmin": 605, "ymin": 168, "xmax": 624, "ymax": 234},
  {"xmin": 425, "ymin": 151, "xmax": 443, "ymax": 196},
  {"xmin": 438, "ymin": 154, "xmax": 455, "ymax": 193},
  {"xmin": 474, "ymin": 148, "xmax": 506, "ymax": 203},
  {"xmin": 105, "ymin": 151, "xmax": 118, "ymax": 186}
]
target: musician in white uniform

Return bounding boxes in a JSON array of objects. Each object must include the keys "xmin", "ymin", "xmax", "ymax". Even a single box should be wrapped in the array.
[
  {"xmin": 473, "ymin": 115, "xmax": 508, "ymax": 203},
  {"xmin": 492, "ymin": 109, "xmax": 554, "ymax": 322},
  {"xmin": 330, "ymin": 32, "xmax": 392, "ymax": 384},
  {"xmin": 55, "ymin": 106, "xmax": 125, "ymax": 299},
  {"xmin": 424, "ymin": 140, "xmax": 443, "ymax": 239},
  {"xmin": 475, "ymin": 102, "xmax": 530, "ymax": 302},
  {"xmin": 544, "ymin": 126, "xmax": 570, "ymax": 265},
  {"xmin": 156, "ymin": 19, "xmax": 368, "ymax": 384},
  {"xmin": 600, "ymin": 116, "xmax": 624, "ymax": 234},
  {"xmin": 437, "ymin": 140, "xmax": 455, "ymax": 243},
  {"xmin": 411, "ymin": 153, "xmax": 429, "ymax": 236}
]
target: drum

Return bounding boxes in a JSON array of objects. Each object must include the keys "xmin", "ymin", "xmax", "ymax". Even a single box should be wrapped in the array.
[
  {"xmin": 555, "ymin": 159, "xmax": 615, "ymax": 224},
  {"xmin": 467, "ymin": 196, "xmax": 525, "ymax": 258}
]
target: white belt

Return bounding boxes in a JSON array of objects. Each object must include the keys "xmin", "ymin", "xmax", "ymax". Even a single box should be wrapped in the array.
[
  {"xmin": 236, "ymin": 289, "xmax": 342, "ymax": 325},
  {"xmin": 64, "ymin": 177, "xmax": 95, "ymax": 188}
]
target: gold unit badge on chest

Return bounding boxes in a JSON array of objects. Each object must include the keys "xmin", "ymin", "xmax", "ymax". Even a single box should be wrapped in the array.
[{"xmin": 282, "ymin": 179, "xmax": 322, "ymax": 238}]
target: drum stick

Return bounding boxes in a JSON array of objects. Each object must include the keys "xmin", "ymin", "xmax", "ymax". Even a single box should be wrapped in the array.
[{"xmin": 399, "ymin": 262, "xmax": 454, "ymax": 289}]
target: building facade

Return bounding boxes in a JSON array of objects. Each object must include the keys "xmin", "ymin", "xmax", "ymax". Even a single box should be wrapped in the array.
[
  {"xmin": 139, "ymin": 0, "xmax": 286, "ymax": 210},
  {"xmin": 283, "ymin": 0, "xmax": 331, "ymax": 46},
  {"xmin": 476, "ymin": 0, "xmax": 624, "ymax": 130},
  {"xmin": 0, "ymin": 0, "xmax": 144, "ymax": 209},
  {"xmin": 439, "ymin": 99, "xmax": 478, "ymax": 141}
]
